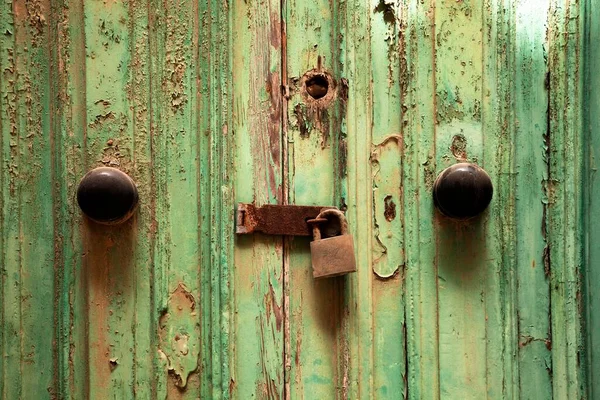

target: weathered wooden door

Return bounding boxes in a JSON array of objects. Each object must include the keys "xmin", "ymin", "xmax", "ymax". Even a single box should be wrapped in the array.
[{"xmin": 1, "ymin": 0, "xmax": 599, "ymax": 398}]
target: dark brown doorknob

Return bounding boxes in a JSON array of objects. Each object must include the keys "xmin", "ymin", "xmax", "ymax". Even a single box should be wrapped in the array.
[
  {"xmin": 433, "ymin": 163, "xmax": 493, "ymax": 220},
  {"xmin": 77, "ymin": 167, "xmax": 139, "ymax": 224}
]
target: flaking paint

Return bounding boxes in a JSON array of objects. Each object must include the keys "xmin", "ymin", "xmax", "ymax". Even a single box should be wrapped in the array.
[{"xmin": 0, "ymin": 0, "xmax": 597, "ymax": 399}]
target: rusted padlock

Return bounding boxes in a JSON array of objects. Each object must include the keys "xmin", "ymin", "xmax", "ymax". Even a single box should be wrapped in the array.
[{"xmin": 309, "ymin": 209, "xmax": 357, "ymax": 279}]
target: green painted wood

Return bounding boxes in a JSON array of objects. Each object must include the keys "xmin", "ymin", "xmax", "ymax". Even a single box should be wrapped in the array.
[
  {"xmin": 0, "ymin": 0, "xmax": 598, "ymax": 398},
  {"xmin": 1, "ymin": 0, "xmax": 55, "ymax": 398},
  {"xmin": 584, "ymin": 0, "xmax": 600, "ymax": 397},
  {"xmin": 402, "ymin": 2, "xmax": 440, "ymax": 398},
  {"xmin": 434, "ymin": 1, "xmax": 489, "ymax": 397},
  {"xmin": 53, "ymin": 0, "xmax": 89, "ymax": 397},
  {"xmin": 283, "ymin": 0, "xmax": 347, "ymax": 398},
  {"xmin": 481, "ymin": 2, "xmax": 517, "ymax": 397},
  {"xmin": 513, "ymin": 2, "xmax": 552, "ymax": 398},
  {"xmin": 548, "ymin": 1, "xmax": 587, "ymax": 398},
  {"xmin": 81, "ymin": 1, "xmax": 147, "ymax": 397},
  {"xmin": 232, "ymin": 0, "xmax": 284, "ymax": 398},
  {"xmin": 368, "ymin": 1, "xmax": 406, "ymax": 399}
]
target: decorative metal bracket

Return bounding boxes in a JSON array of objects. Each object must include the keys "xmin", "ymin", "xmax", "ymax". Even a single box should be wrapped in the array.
[{"xmin": 236, "ymin": 203, "xmax": 337, "ymax": 236}]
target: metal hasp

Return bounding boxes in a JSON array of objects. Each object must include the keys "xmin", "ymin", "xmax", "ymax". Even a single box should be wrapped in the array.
[
  {"xmin": 236, "ymin": 203, "xmax": 337, "ymax": 236},
  {"xmin": 433, "ymin": 163, "xmax": 493, "ymax": 220}
]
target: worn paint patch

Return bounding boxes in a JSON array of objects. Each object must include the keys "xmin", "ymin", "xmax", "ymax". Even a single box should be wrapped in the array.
[
  {"xmin": 450, "ymin": 134, "xmax": 467, "ymax": 161},
  {"xmin": 291, "ymin": 66, "xmax": 344, "ymax": 147},
  {"xmin": 371, "ymin": 134, "xmax": 403, "ymax": 278},
  {"xmin": 158, "ymin": 284, "xmax": 200, "ymax": 389},
  {"xmin": 374, "ymin": 0, "xmax": 396, "ymax": 26}
]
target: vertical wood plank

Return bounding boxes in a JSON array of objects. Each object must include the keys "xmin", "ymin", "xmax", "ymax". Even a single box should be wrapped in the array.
[
  {"xmin": 149, "ymin": 0, "xmax": 201, "ymax": 395},
  {"xmin": 584, "ymin": 0, "xmax": 600, "ymax": 397},
  {"xmin": 513, "ymin": 1, "xmax": 553, "ymax": 398},
  {"xmin": 284, "ymin": 0, "xmax": 347, "ymax": 397},
  {"xmin": 56, "ymin": 0, "xmax": 89, "ymax": 396},
  {"xmin": 480, "ymin": 12, "xmax": 511, "ymax": 394},
  {"xmin": 403, "ymin": 1, "xmax": 439, "ymax": 398},
  {"xmin": 481, "ymin": 1, "xmax": 518, "ymax": 398},
  {"xmin": 199, "ymin": 0, "xmax": 233, "ymax": 397},
  {"xmin": 14, "ymin": 0, "xmax": 56, "ymax": 395},
  {"xmin": 345, "ymin": 0, "xmax": 376, "ymax": 398},
  {"xmin": 548, "ymin": 1, "xmax": 587, "ymax": 398},
  {"xmin": 231, "ymin": 0, "xmax": 284, "ymax": 397},
  {"xmin": 51, "ymin": 0, "xmax": 88, "ymax": 396},
  {"xmin": 127, "ymin": 0, "xmax": 155, "ymax": 396},
  {"xmin": 0, "ymin": 0, "xmax": 22, "ymax": 398},
  {"xmin": 82, "ymin": 0, "xmax": 138, "ymax": 397},
  {"xmin": 433, "ymin": 1, "xmax": 488, "ymax": 398},
  {"xmin": 369, "ymin": 1, "xmax": 407, "ymax": 398}
]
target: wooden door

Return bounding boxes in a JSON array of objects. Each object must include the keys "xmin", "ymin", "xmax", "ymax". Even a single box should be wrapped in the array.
[{"xmin": 0, "ymin": 0, "xmax": 598, "ymax": 399}]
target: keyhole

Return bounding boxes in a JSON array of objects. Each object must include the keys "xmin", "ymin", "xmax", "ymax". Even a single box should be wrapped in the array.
[{"xmin": 305, "ymin": 75, "xmax": 329, "ymax": 99}]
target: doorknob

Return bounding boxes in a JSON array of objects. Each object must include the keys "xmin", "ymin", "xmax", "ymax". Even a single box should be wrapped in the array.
[
  {"xmin": 77, "ymin": 167, "xmax": 139, "ymax": 224},
  {"xmin": 433, "ymin": 163, "xmax": 493, "ymax": 220}
]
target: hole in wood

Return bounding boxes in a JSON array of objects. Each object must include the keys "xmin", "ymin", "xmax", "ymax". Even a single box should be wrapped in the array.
[{"xmin": 305, "ymin": 74, "xmax": 329, "ymax": 99}]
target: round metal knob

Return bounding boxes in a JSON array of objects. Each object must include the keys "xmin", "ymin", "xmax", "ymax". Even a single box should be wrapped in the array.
[
  {"xmin": 77, "ymin": 167, "xmax": 139, "ymax": 224},
  {"xmin": 433, "ymin": 163, "xmax": 493, "ymax": 220}
]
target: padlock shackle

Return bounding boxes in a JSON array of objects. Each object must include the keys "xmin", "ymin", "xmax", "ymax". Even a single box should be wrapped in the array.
[{"xmin": 311, "ymin": 209, "xmax": 349, "ymax": 241}]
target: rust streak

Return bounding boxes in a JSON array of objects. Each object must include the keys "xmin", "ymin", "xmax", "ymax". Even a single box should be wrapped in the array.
[
  {"xmin": 267, "ymin": 282, "xmax": 283, "ymax": 332},
  {"xmin": 384, "ymin": 195, "xmax": 397, "ymax": 221}
]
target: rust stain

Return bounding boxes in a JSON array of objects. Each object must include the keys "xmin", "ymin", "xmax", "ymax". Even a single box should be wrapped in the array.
[
  {"xmin": 293, "ymin": 67, "xmax": 340, "ymax": 147},
  {"xmin": 266, "ymin": 70, "xmax": 282, "ymax": 199},
  {"xmin": 543, "ymin": 244, "xmax": 550, "ymax": 277},
  {"xmin": 519, "ymin": 335, "xmax": 552, "ymax": 351},
  {"xmin": 229, "ymin": 378, "xmax": 236, "ymax": 398},
  {"xmin": 374, "ymin": 0, "xmax": 396, "ymax": 25},
  {"xmin": 293, "ymin": 103, "xmax": 311, "ymax": 138},
  {"xmin": 99, "ymin": 139, "xmax": 123, "ymax": 167},
  {"xmin": 293, "ymin": 301, "xmax": 303, "ymax": 388},
  {"xmin": 269, "ymin": 12, "xmax": 281, "ymax": 48},
  {"xmin": 158, "ymin": 283, "xmax": 200, "ymax": 389},
  {"xmin": 450, "ymin": 134, "xmax": 467, "ymax": 160},
  {"xmin": 423, "ymin": 157, "xmax": 436, "ymax": 191},
  {"xmin": 236, "ymin": 203, "xmax": 336, "ymax": 236},
  {"xmin": 257, "ymin": 315, "xmax": 281, "ymax": 400},
  {"xmin": 83, "ymin": 222, "xmax": 114, "ymax": 392},
  {"xmin": 334, "ymin": 77, "xmax": 349, "ymax": 182},
  {"xmin": 265, "ymin": 282, "xmax": 283, "ymax": 332},
  {"xmin": 88, "ymin": 111, "xmax": 116, "ymax": 128},
  {"xmin": 384, "ymin": 195, "xmax": 396, "ymax": 222}
]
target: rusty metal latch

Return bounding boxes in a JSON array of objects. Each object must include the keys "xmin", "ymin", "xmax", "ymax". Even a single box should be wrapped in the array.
[{"xmin": 236, "ymin": 203, "xmax": 337, "ymax": 236}]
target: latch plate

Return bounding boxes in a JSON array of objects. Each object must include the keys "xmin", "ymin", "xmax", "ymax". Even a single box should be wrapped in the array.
[{"xmin": 236, "ymin": 203, "xmax": 337, "ymax": 236}]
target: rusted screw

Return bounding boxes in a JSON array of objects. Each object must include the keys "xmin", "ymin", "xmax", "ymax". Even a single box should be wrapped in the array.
[{"xmin": 305, "ymin": 75, "xmax": 329, "ymax": 99}]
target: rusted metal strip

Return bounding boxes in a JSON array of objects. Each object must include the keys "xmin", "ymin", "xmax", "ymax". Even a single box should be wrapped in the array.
[{"xmin": 236, "ymin": 203, "xmax": 336, "ymax": 236}]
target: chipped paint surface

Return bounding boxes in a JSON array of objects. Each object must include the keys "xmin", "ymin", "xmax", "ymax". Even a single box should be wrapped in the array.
[
  {"xmin": 159, "ymin": 284, "xmax": 200, "ymax": 388},
  {"xmin": 0, "ymin": 0, "xmax": 597, "ymax": 399}
]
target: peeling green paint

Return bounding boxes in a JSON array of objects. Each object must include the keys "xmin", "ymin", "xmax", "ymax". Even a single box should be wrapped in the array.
[{"xmin": 0, "ymin": 0, "xmax": 597, "ymax": 398}]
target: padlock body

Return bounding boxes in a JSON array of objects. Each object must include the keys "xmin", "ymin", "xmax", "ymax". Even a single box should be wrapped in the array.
[{"xmin": 310, "ymin": 234, "xmax": 357, "ymax": 279}]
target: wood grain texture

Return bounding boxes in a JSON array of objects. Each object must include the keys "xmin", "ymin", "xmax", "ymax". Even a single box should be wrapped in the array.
[
  {"xmin": 0, "ymin": 0, "xmax": 233, "ymax": 398},
  {"xmin": 513, "ymin": 2, "xmax": 552, "ymax": 397},
  {"xmin": 547, "ymin": 1, "xmax": 587, "ymax": 398},
  {"xmin": 232, "ymin": 0, "xmax": 284, "ymax": 398},
  {"xmin": 584, "ymin": 0, "xmax": 600, "ymax": 397},
  {"xmin": 284, "ymin": 0, "xmax": 348, "ymax": 398},
  {"xmin": 0, "ymin": 0, "xmax": 596, "ymax": 399}
]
